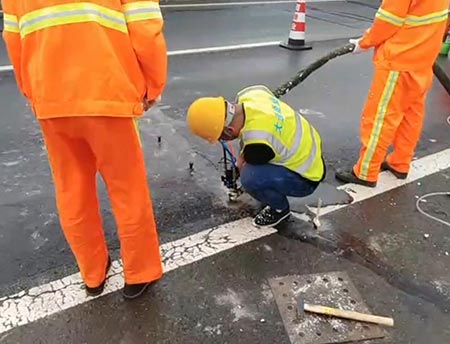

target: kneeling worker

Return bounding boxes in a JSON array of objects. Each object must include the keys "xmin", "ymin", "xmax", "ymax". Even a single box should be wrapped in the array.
[{"xmin": 187, "ymin": 85, "xmax": 326, "ymax": 228}]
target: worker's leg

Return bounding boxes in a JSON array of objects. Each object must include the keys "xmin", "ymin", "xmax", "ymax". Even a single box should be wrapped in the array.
[
  {"xmin": 240, "ymin": 163, "xmax": 318, "ymax": 226},
  {"xmin": 353, "ymin": 68, "xmax": 407, "ymax": 182},
  {"xmin": 87, "ymin": 117, "xmax": 163, "ymax": 285},
  {"xmin": 386, "ymin": 70, "xmax": 434, "ymax": 174},
  {"xmin": 39, "ymin": 119, "xmax": 109, "ymax": 288}
]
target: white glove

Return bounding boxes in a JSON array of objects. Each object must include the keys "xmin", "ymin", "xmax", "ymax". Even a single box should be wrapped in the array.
[
  {"xmin": 143, "ymin": 95, "xmax": 162, "ymax": 111},
  {"xmin": 153, "ymin": 95, "xmax": 162, "ymax": 104},
  {"xmin": 349, "ymin": 38, "xmax": 366, "ymax": 54}
]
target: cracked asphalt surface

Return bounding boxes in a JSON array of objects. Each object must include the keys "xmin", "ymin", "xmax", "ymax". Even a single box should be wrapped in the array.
[{"xmin": 2, "ymin": 0, "xmax": 450, "ymax": 342}]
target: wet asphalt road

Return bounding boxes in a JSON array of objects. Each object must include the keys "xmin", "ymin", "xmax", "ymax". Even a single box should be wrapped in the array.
[
  {"xmin": 0, "ymin": 0, "xmax": 397, "ymax": 297},
  {"xmin": 1, "ymin": 0, "xmax": 450, "ymax": 342},
  {"xmin": 3, "ymin": 173, "xmax": 450, "ymax": 344},
  {"xmin": 0, "ymin": 1, "xmax": 376, "ymax": 65},
  {"xmin": 1, "ymin": 40, "xmax": 449, "ymax": 298}
]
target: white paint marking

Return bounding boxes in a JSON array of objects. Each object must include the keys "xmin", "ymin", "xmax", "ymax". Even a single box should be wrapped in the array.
[
  {"xmin": 167, "ymin": 41, "xmax": 281, "ymax": 56},
  {"xmin": 0, "ymin": 65, "xmax": 13, "ymax": 73},
  {"xmin": 0, "ymin": 221, "xmax": 275, "ymax": 334},
  {"xmin": 1, "ymin": 148, "xmax": 450, "ymax": 333}
]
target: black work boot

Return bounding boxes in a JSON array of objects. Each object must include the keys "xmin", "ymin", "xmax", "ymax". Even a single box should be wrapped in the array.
[
  {"xmin": 380, "ymin": 161, "xmax": 408, "ymax": 180},
  {"xmin": 123, "ymin": 282, "xmax": 154, "ymax": 300},
  {"xmin": 85, "ymin": 256, "xmax": 112, "ymax": 297},
  {"xmin": 253, "ymin": 206, "xmax": 291, "ymax": 228},
  {"xmin": 335, "ymin": 169, "xmax": 377, "ymax": 188}
]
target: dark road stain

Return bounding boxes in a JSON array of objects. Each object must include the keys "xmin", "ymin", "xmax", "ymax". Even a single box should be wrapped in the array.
[{"xmin": 277, "ymin": 219, "xmax": 450, "ymax": 314}]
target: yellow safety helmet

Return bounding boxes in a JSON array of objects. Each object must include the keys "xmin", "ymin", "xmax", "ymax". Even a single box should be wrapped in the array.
[{"xmin": 187, "ymin": 96, "xmax": 226, "ymax": 144}]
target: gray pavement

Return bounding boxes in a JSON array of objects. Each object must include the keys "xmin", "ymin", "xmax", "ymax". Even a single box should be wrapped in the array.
[
  {"xmin": 1, "ymin": 40, "xmax": 449, "ymax": 297},
  {"xmin": 0, "ymin": 1, "xmax": 376, "ymax": 66},
  {"xmin": 1, "ymin": 0, "xmax": 450, "ymax": 342},
  {"xmin": 2, "ymin": 170, "xmax": 450, "ymax": 344}
]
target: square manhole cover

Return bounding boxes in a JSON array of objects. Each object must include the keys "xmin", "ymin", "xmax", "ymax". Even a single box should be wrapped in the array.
[{"xmin": 269, "ymin": 271, "xmax": 386, "ymax": 344}]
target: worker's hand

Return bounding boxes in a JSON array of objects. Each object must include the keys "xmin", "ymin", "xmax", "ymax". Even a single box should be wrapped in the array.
[
  {"xmin": 143, "ymin": 95, "xmax": 162, "ymax": 111},
  {"xmin": 349, "ymin": 38, "xmax": 366, "ymax": 54}
]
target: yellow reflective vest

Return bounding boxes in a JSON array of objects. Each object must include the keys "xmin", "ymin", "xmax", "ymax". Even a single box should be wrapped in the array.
[{"xmin": 235, "ymin": 85, "xmax": 325, "ymax": 182}]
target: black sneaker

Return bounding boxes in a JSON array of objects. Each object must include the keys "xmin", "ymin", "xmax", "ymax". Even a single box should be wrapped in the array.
[
  {"xmin": 85, "ymin": 256, "xmax": 111, "ymax": 297},
  {"xmin": 335, "ymin": 169, "xmax": 377, "ymax": 188},
  {"xmin": 380, "ymin": 161, "xmax": 408, "ymax": 180},
  {"xmin": 123, "ymin": 282, "xmax": 153, "ymax": 300},
  {"xmin": 253, "ymin": 206, "xmax": 291, "ymax": 228}
]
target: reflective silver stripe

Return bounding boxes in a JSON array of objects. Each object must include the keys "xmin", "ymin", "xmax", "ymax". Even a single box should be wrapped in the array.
[
  {"xmin": 124, "ymin": 8, "xmax": 161, "ymax": 16},
  {"xmin": 242, "ymin": 114, "xmax": 303, "ymax": 161},
  {"xmin": 242, "ymin": 114, "xmax": 318, "ymax": 175},
  {"xmin": 295, "ymin": 123, "xmax": 318, "ymax": 175},
  {"xmin": 19, "ymin": 9, "xmax": 126, "ymax": 30}
]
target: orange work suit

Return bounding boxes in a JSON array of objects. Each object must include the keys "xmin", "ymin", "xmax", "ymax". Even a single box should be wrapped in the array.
[
  {"xmin": 2, "ymin": 0, "xmax": 167, "ymax": 288},
  {"xmin": 40, "ymin": 118, "xmax": 163, "ymax": 287},
  {"xmin": 352, "ymin": 0, "xmax": 450, "ymax": 182}
]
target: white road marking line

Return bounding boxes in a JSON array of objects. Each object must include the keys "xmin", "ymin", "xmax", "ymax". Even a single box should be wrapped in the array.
[
  {"xmin": 0, "ymin": 41, "xmax": 283, "ymax": 73},
  {"xmin": 1, "ymin": 148, "xmax": 450, "ymax": 333},
  {"xmin": 306, "ymin": 148, "xmax": 450, "ymax": 216},
  {"xmin": 0, "ymin": 221, "xmax": 276, "ymax": 334},
  {"xmin": 168, "ymin": 41, "xmax": 281, "ymax": 56},
  {"xmin": 0, "ymin": 65, "xmax": 13, "ymax": 73}
]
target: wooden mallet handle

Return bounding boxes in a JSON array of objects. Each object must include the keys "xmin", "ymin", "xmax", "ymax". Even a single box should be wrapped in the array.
[{"xmin": 304, "ymin": 303, "xmax": 394, "ymax": 327}]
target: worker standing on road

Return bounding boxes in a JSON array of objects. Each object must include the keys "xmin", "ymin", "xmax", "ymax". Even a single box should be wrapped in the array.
[
  {"xmin": 335, "ymin": 0, "xmax": 450, "ymax": 187},
  {"xmin": 2, "ymin": 0, "xmax": 167, "ymax": 299},
  {"xmin": 186, "ymin": 85, "xmax": 326, "ymax": 228}
]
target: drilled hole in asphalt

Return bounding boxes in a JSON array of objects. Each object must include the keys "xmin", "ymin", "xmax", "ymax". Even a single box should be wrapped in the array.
[{"xmin": 287, "ymin": 305, "xmax": 293, "ymax": 311}]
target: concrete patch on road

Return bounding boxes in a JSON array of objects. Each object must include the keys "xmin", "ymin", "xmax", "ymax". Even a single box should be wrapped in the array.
[
  {"xmin": 215, "ymin": 288, "xmax": 259, "ymax": 322},
  {"xmin": 432, "ymin": 280, "xmax": 450, "ymax": 297},
  {"xmin": 367, "ymin": 232, "xmax": 410, "ymax": 255}
]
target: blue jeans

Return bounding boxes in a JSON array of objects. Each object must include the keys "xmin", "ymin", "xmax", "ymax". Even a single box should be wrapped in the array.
[{"xmin": 240, "ymin": 163, "xmax": 319, "ymax": 211}]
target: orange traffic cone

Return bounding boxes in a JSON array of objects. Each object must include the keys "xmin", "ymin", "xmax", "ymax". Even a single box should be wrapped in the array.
[{"xmin": 280, "ymin": 0, "xmax": 312, "ymax": 51}]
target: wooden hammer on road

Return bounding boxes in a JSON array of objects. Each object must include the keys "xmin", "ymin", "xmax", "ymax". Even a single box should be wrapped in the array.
[{"xmin": 297, "ymin": 299, "xmax": 394, "ymax": 327}]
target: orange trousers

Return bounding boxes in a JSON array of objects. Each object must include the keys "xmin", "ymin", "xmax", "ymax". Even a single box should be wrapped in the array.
[
  {"xmin": 39, "ymin": 117, "xmax": 163, "ymax": 288},
  {"xmin": 353, "ymin": 67, "xmax": 434, "ymax": 182}
]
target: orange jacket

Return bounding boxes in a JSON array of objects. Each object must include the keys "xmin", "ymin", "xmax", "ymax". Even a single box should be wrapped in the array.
[
  {"xmin": 2, "ymin": 0, "xmax": 167, "ymax": 119},
  {"xmin": 360, "ymin": 0, "xmax": 450, "ymax": 71}
]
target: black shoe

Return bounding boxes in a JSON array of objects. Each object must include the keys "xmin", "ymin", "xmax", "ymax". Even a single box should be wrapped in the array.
[
  {"xmin": 123, "ymin": 282, "xmax": 153, "ymax": 300},
  {"xmin": 380, "ymin": 161, "xmax": 408, "ymax": 180},
  {"xmin": 335, "ymin": 169, "xmax": 377, "ymax": 188},
  {"xmin": 253, "ymin": 206, "xmax": 291, "ymax": 228},
  {"xmin": 85, "ymin": 256, "xmax": 112, "ymax": 297}
]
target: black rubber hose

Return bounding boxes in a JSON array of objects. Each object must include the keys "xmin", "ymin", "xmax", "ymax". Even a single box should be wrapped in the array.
[
  {"xmin": 433, "ymin": 61, "xmax": 450, "ymax": 95},
  {"xmin": 272, "ymin": 43, "xmax": 355, "ymax": 98},
  {"xmin": 272, "ymin": 43, "xmax": 450, "ymax": 98}
]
